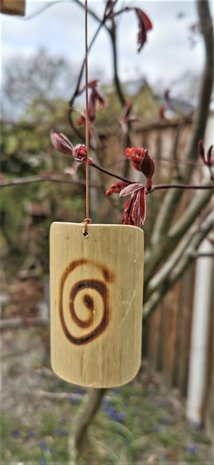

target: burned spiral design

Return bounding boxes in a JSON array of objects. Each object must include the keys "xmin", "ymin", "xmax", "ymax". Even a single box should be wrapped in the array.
[{"xmin": 59, "ymin": 259, "xmax": 113, "ymax": 345}]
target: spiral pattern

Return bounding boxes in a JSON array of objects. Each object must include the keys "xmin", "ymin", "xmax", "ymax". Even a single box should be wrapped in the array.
[{"xmin": 59, "ymin": 259, "xmax": 114, "ymax": 345}]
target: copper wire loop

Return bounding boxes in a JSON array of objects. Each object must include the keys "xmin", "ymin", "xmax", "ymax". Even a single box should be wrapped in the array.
[{"xmin": 83, "ymin": 217, "xmax": 92, "ymax": 236}]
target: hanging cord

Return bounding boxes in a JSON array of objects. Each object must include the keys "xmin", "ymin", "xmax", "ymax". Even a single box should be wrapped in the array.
[{"xmin": 83, "ymin": 0, "xmax": 92, "ymax": 237}]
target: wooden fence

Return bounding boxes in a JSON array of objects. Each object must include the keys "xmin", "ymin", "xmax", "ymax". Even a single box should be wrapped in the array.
[
  {"xmin": 143, "ymin": 259, "xmax": 214, "ymax": 441},
  {"xmin": 99, "ymin": 117, "xmax": 213, "ymax": 424}
]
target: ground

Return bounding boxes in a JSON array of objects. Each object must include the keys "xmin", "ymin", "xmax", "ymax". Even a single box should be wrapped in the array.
[{"xmin": 1, "ymin": 325, "xmax": 212, "ymax": 465}]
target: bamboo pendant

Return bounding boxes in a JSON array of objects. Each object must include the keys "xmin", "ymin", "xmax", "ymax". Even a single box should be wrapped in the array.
[{"xmin": 50, "ymin": 222, "xmax": 144, "ymax": 387}]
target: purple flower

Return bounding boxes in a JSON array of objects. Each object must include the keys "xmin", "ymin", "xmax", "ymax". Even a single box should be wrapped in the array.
[
  {"xmin": 186, "ymin": 443, "xmax": 197, "ymax": 454},
  {"xmin": 11, "ymin": 429, "xmax": 21, "ymax": 438},
  {"xmin": 39, "ymin": 439, "xmax": 47, "ymax": 450},
  {"xmin": 27, "ymin": 430, "xmax": 36, "ymax": 438},
  {"xmin": 107, "ymin": 407, "xmax": 126, "ymax": 423}
]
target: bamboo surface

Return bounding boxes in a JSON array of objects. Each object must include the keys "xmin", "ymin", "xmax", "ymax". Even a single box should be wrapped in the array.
[
  {"xmin": 0, "ymin": 0, "xmax": 25, "ymax": 15},
  {"xmin": 50, "ymin": 222, "xmax": 144, "ymax": 387}
]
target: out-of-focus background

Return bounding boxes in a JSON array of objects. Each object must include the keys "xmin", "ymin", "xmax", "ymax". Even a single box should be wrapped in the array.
[{"xmin": 1, "ymin": 1, "xmax": 214, "ymax": 464}]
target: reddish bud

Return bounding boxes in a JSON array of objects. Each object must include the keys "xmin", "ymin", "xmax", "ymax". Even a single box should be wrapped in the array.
[
  {"xmin": 141, "ymin": 149, "xmax": 155, "ymax": 189},
  {"xmin": 73, "ymin": 144, "xmax": 87, "ymax": 162},
  {"xmin": 125, "ymin": 147, "xmax": 145, "ymax": 171},
  {"xmin": 125, "ymin": 147, "xmax": 155, "ymax": 185},
  {"xmin": 50, "ymin": 131, "xmax": 74, "ymax": 156},
  {"xmin": 50, "ymin": 131, "xmax": 88, "ymax": 163}
]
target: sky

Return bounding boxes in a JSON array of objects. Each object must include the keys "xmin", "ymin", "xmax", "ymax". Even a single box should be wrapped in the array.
[{"xmin": 1, "ymin": 0, "xmax": 213, "ymax": 95}]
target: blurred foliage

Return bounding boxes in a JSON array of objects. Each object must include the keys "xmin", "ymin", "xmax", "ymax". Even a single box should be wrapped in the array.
[
  {"xmin": 96, "ymin": 80, "xmax": 159, "ymax": 127},
  {"xmin": 0, "ymin": 51, "xmax": 86, "ymax": 274}
]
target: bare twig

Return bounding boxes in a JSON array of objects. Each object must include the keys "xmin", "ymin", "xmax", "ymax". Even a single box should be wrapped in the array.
[
  {"xmin": 149, "ymin": 183, "xmax": 214, "ymax": 193},
  {"xmin": 24, "ymin": 0, "xmax": 62, "ymax": 20},
  {"xmin": 0, "ymin": 174, "xmax": 99, "ymax": 189},
  {"xmin": 34, "ymin": 389, "xmax": 83, "ymax": 402},
  {"xmin": 1, "ymin": 169, "xmax": 213, "ymax": 193},
  {"xmin": 0, "ymin": 317, "xmax": 48, "ymax": 330}
]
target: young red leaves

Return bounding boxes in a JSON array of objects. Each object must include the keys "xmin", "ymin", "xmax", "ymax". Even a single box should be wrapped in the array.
[
  {"xmin": 106, "ymin": 181, "xmax": 146, "ymax": 226},
  {"xmin": 120, "ymin": 184, "xmax": 146, "ymax": 226},
  {"xmin": 125, "ymin": 147, "xmax": 155, "ymax": 190},
  {"xmin": 106, "ymin": 146, "xmax": 155, "ymax": 227},
  {"xmin": 50, "ymin": 131, "xmax": 89, "ymax": 162}
]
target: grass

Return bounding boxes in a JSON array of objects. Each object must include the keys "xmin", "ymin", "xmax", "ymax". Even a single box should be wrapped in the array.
[{"xmin": 1, "ymin": 328, "xmax": 212, "ymax": 465}]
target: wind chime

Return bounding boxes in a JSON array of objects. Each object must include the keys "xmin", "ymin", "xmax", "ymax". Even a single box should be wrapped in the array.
[{"xmin": 50, "ymin": 0, "xmax": 144, "ymax": 388}]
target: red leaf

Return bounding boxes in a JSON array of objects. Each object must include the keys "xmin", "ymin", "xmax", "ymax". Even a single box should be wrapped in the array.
[
  {"xmin": 121, "ymin": 197, "xmax": 134, "ymax": 225},
  {"xmin": 88, "ymin": 88, "xmax": 105, "ymax": 123},
  {"xmin": 141, "ymin": 149, "xmax": 155, "ymax": 179},
  {"xmin": 131, "ymin": 191, "xmax": 139, "ymax": 226},
  {"xmin": 120, "ymin": 186, "xmax": 147, "ymax": 226},
  {"xmin": 135, "ymin": 8, "xmax": 153, "ymax": 52},
  {"xmin": 139, "ymin": 188, "xmax": 146, "ymax": 225},
  {"xmin": 137, "ymin": 9, "xmax": 153, "ymax": 31},
  {"xmin": 106, "ymin": 181, "xmax": 128, "ymax": 196},
  {"xmin": 108, "ymin": 6, "xmax": 152, "ymax": 52},
  {"xmin": 77, "ymin": 80, "xmax": 99, "ymax": 96},
  {"xmin": 120, "ymin": 182, "xmax": 143, "ymax": 197}
]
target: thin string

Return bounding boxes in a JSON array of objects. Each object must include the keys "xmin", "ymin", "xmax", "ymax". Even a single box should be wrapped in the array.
[{"xmin": 83, "ymin": 0, "xmax": 91, "ymax": 235}]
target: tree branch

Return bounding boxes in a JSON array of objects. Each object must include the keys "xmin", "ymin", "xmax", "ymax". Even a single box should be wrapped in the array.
[
  {"xmin": 143, "ymin": 211, "xmax": 214, "ymax": 319},
  {"xmin": 69, "ymin": 388, "xmax": 106, "ymax": 463},
  {"xmin": 0, "ymin": 174, "xmax": 100, "ymax": 189},
  {"xmin": 0, "ymin": 317, "xmax": 48, "ymax": 330},
  {"xmin": 144, "ymin": 186, "xmax": 213, "ymax": 285}
]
